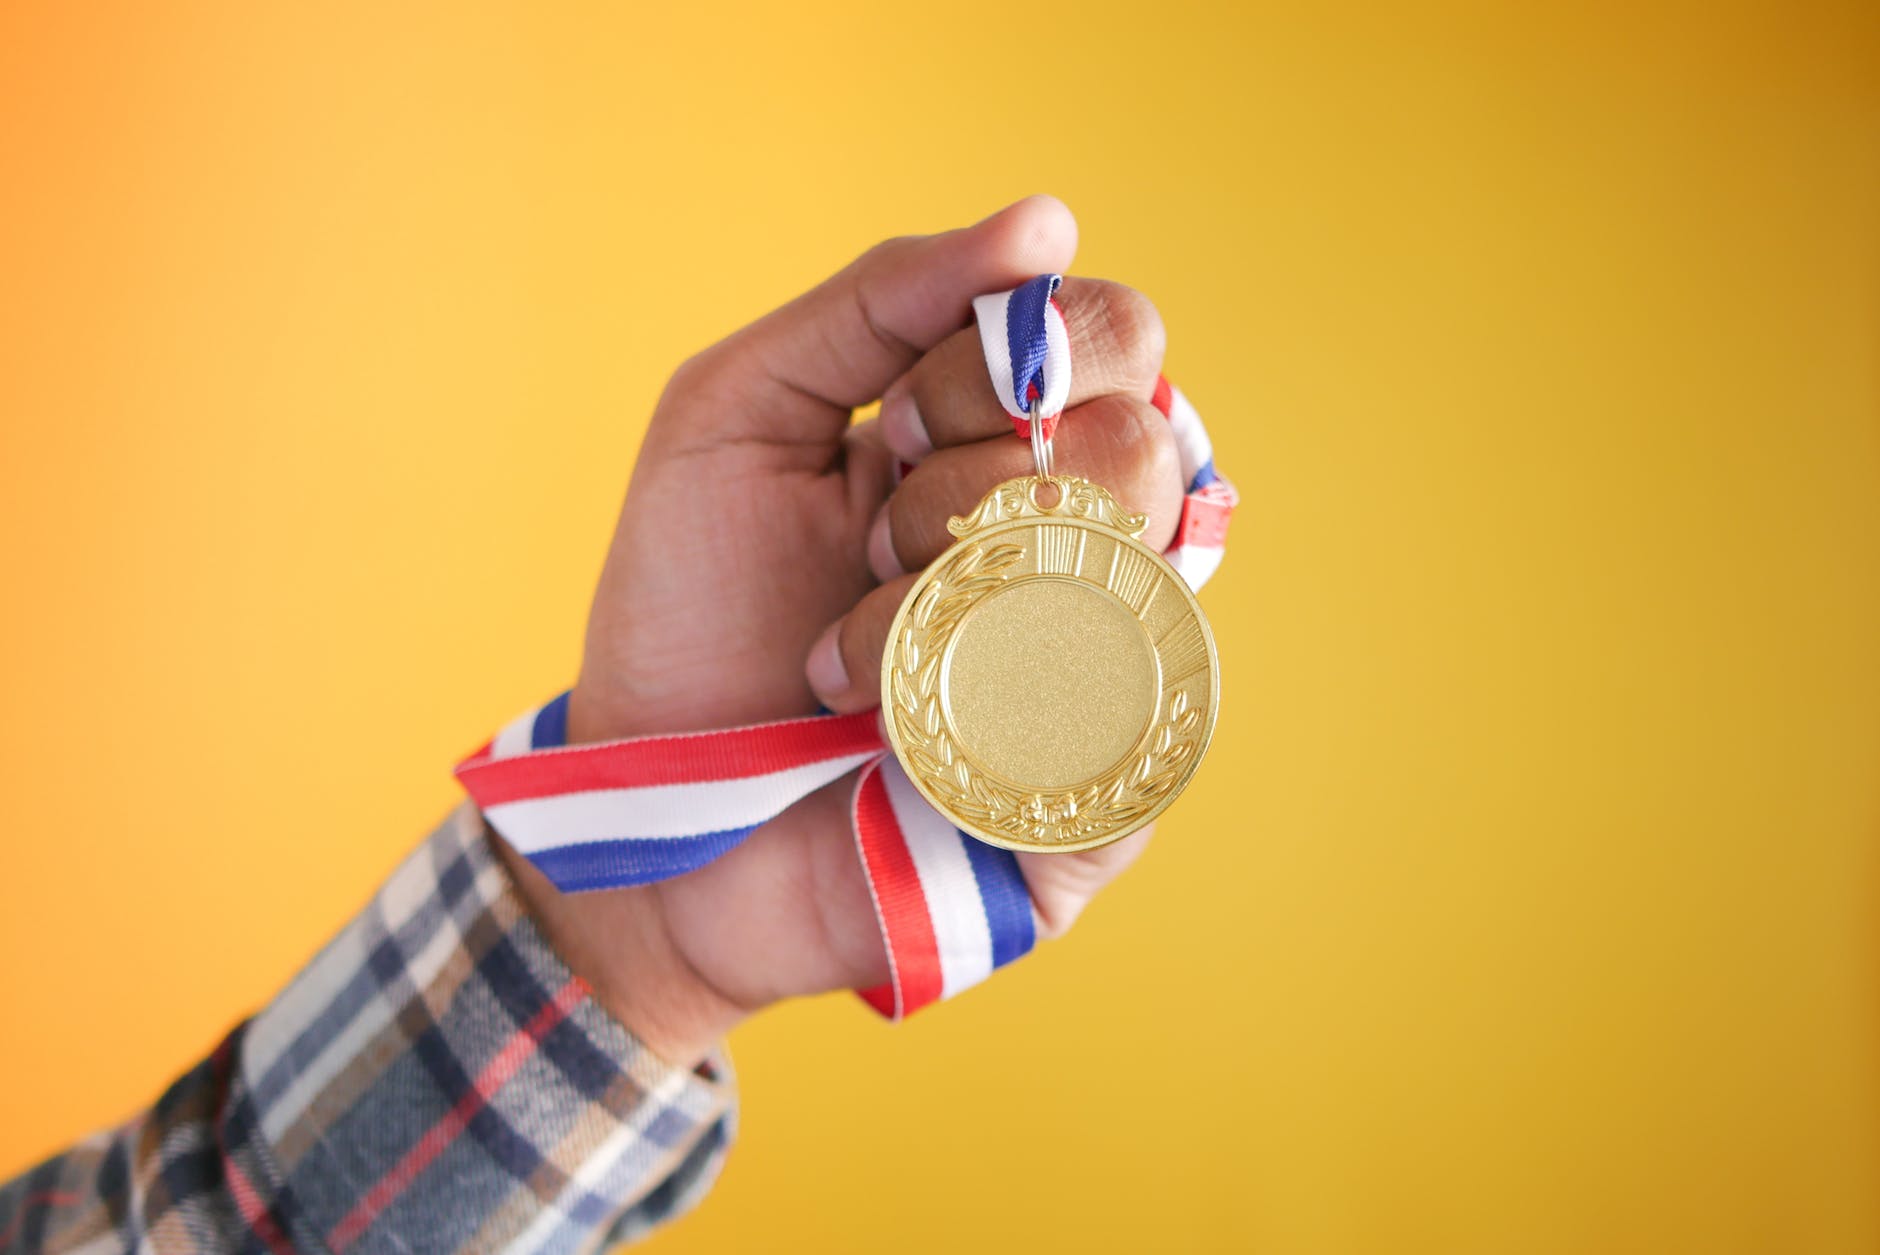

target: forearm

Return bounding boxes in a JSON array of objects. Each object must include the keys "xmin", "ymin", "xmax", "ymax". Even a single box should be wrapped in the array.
[{"xmin": 0, "ymin": 805, "xmax": 735, "ymax": 1255}]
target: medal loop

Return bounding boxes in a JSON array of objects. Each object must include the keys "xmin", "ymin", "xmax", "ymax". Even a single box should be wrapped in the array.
[
  {"xmin": 1029, "ymin": 397, "xmax": 1054, "ymax": 479},
  {"xmin": 972, "ymin": 274, "xmax": 1070, "ymax": 442}
]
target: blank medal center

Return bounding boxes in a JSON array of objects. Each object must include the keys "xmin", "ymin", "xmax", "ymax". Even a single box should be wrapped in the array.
[{"xmin": 941, "ymin": 577, "xmax": 1159, "ymax": 789}]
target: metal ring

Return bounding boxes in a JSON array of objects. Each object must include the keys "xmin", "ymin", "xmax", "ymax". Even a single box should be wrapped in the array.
[{"xmin": 1028, "ymin": 399, "xmax": 1054, "ymax": 479}]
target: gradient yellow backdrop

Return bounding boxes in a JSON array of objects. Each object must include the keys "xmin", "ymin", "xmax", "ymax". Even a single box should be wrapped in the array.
[{"xmin": 3, "ymin": 3, "xmax": 1877, "ymax": 1251}]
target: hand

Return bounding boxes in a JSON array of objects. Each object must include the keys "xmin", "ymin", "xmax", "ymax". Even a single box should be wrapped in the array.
[{"xmin": 492, "ymin": 198, "xmax": 1187, "ymax": 1063}]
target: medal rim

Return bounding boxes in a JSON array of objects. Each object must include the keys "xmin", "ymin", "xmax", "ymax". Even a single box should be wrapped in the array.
[{"xmin": 879, "ymin": 481, "xmax": 1220, "ymax": 855}]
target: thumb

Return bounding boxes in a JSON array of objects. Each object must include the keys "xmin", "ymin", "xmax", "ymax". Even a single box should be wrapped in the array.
[{"xmin": 658, "ymin": 195, "xmax": 1078, "ymax": 453}]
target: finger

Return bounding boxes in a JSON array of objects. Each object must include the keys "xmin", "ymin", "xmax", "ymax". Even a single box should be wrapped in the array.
[
  {"xmin": 1017, "ymin": 825, "xmax": 1155, "ymax": 939},
  {"xmin": 656, "ymin": 196, "xmax": 1078, "ymax": 457},
  {"xmin": 878, "ymin": 278, "xmax": 1166, "ymax": 461},
  {"xmin": 841, "ymin": 417, "xmax": 898, "ymax": 534},
  {"xmin": 868, "ymin": 394, "xmax": 1184, "ymax": 579},
  {"xmin": 805, "ymin": 574, "xmax": 917, "ymax": 712}
]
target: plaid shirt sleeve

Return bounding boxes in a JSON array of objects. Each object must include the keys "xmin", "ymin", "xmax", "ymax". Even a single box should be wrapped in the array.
[{"xmin": 0, "ymin": 803, "xmax": 737, "ymax": 1255}]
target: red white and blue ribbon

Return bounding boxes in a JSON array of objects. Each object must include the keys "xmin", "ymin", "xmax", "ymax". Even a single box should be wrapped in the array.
[
  {"xmin": 457, "ymin": 706, "xmax": 1041, "ymax": 1019},
  {"xmin": 457, "ymin": 277, "xmax": 1236, "ymax": 1021},
  {"xmin": 973, "ymin": 273, "xmax": 1071, "ymax": 440},
  {"xmin": 1155, "ymin": 375, "xmax": 1236, "ymax": 590},
  {"xmin": 459, "ymin": 699, "xmax": 882, "ymax": 891}
]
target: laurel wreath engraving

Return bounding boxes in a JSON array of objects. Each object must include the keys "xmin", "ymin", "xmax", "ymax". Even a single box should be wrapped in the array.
[{"xmin": 888, "ymin": 528, "xmax": 1205, "ymax": 848}]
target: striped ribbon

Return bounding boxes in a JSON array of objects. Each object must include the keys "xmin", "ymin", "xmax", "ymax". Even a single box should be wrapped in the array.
[
  {"xmin": 457, "ymin": 278, "xmax": 1237, "ymax": 1020},
  {"xmin": 973, "ymin": 273, "xmax": 1071, "ymax": 441}
]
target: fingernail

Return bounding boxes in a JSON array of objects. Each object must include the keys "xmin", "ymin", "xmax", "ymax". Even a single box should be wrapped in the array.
[
  {"xmin": 879, "ymin": 384, "xmax": 932, "ymax": 463},
  {"xmin": 806, "ymin": 621, "xmax": 849, "ymax": 697},
  {"xmin": 867, "ymin": 501, "xmax": 903, "ymax": 581}
]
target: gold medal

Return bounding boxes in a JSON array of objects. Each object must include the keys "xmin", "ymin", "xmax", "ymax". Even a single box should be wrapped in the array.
[{"xmin": 880, "ymin": 470, "xmax": 1220, "ymax": 854}]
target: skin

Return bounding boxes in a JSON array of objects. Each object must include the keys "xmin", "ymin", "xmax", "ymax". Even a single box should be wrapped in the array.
[{"xmin": 492, "ymin": 196, "xmax": 1187, "ymax": 1063}]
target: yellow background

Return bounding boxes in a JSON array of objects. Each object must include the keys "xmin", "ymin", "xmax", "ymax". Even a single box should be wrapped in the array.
[{"xmin": 3, "ymin": 3, "xmax": 1877, "ymax": 1251}]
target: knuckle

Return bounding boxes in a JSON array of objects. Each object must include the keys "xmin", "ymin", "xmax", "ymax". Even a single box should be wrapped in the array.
[
  {"xmin": 647, "ymin": 347, "xmax": 735, "ymax": 452},
  {"xmin": 887, "ymin": 480, "xmax": 920, "ymax": 550},
  {"xmin": 1077, "ymin": 396, "xmax": 1181, "ymax": 548},
  {"xmin": 1136, "ymin": 403, "xmax": 1183, "ymax": 497},
  {"xmin": 664, "ymin": 347, "xmax": 715, "ymax": 398},
  {"xmin": 1027, "ymin": 868, "xmax": 1103, "ymax": 940},
  {"xmin": 1031, "ymin": 897, "xmax": 1082, "ymax": 942},
  {"xmin": 857, "ymin": 234, "xmax": 921, "ymax": 273},
  {"xmin": 894, "ymin": 463, "xmax": 953, "ymax": 553},
  {"xmin": 1094, "ymin": 395, "xmax": 1181, "ymax": 493},
  {"xmin": 661, "ymin": 343, "xmax": 740, "ymax": 415},
  {"xmin": 838, "ymin": 603, "xmax": 881, "ymax": 673},
  {"xmin": 837, "ymin": 608, "xmax": 867, "ymax": 665},
  {"xmin": 1029, "ymin": 829, "xmax": 1154, "ymax": 941},
  {"xmin": 1080, "ymin": 281, "xmax": 1166, "ymax": 390}
]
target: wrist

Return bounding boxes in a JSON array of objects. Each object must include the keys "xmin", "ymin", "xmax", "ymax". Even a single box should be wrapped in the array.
[{"xmin": 490, "ymin": 828, "xmax": 749, "ymax": 1067}]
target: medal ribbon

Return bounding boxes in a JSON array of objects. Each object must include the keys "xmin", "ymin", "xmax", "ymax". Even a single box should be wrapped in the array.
[
  {"xmin": 974, "ymin": 273, "xmax": 1071, "ymax": 441},
  {"xmin": 456, "ymin": 278, "xmax": 1238, "ymax": 1020}
]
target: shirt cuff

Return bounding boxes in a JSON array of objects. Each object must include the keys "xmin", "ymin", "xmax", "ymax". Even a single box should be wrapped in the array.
[{"xmin": 229, "ymin": 802, "xmax": 735, "ymax": 1254}]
